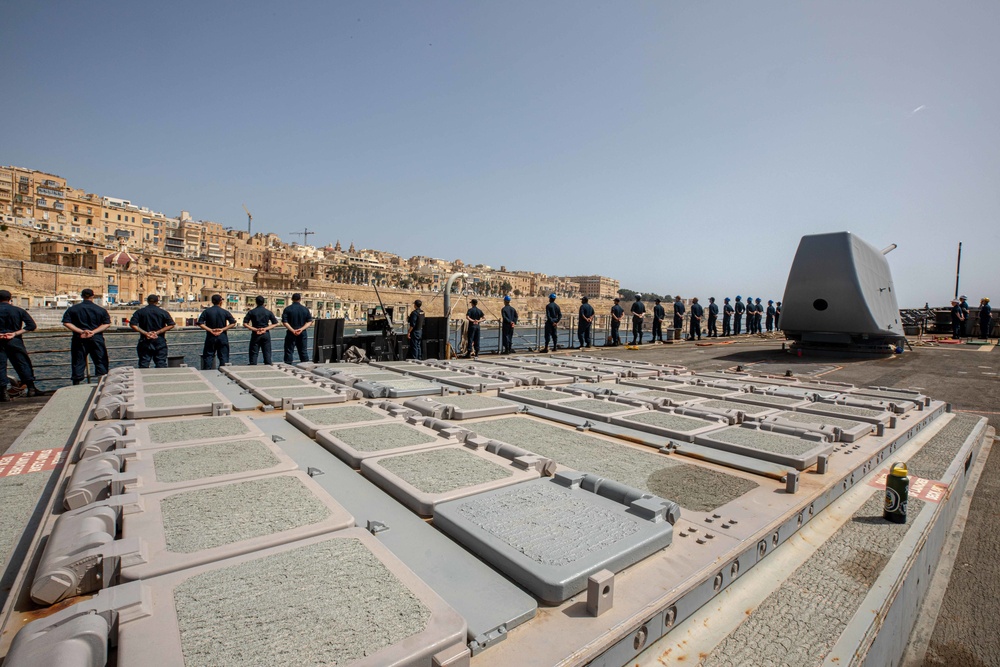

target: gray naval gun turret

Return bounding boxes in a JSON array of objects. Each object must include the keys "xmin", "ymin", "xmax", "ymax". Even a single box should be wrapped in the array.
[{"xmin": 781, "ymin": 231, "xmax": 905, "ymax": 352}]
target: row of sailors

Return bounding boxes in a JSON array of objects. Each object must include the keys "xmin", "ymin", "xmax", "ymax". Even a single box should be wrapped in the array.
[{"xmin": 0, "ymin": 289, "xmax": 315, "ymax": 400}]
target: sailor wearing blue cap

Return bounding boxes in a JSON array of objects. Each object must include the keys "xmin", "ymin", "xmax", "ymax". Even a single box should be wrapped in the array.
[
  {"xmin": 707, "ymin": 297, "xmax": 719, "ymax": 337},
  {"xmin": 734, "ymin": 296, "xmax": 745, "ymax": 335},
  {"xmin": 630, "ymin": 294, "xmax": 646, "ymax": 345},
  {"xmin": 754, "ymin": 298, "xmax": 763, "ymax": 334},
  {"xmin": 722, "ymin": 297, "xmax": 734, "ymax": 336},
  {"xmin": 501, "ymin": 295, "xmax": 518, "ymax": 354},
  {"xmin": 578, "ymin": 296, "xmax": 595, "ymax": 349},
  {"xmin": 609, "ymin": 298, "xmax": 624, "ymax": 346},
  {"xmin": 766, "ymin": 300, "xmax": 776, "ymax": 332},
  {"xmin": 543, "ymin": 294, "xmax": 561, "ymax": 352}
]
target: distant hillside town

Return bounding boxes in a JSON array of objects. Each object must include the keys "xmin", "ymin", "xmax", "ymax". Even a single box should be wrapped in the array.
[{"xmin": 0, "ymin": 164, "xmax": 620, "ymax": 321}]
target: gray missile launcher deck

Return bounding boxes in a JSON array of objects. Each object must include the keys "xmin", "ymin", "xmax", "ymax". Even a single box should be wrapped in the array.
[
  {"xmin": 316, "ymin": 419, "xmax": 464, "ymax": 468},
  {"xmin": 285, "ymin": 402, "xmax": 402, "ymax": 437},
  {"xmin": 402, "ymin": 394, "xmax": 521, "ymax": 420},
  {"xmin": 361, "ymin": 441, "xmax": 547, "ymax": 516},
  {"xmin": 434, "ymin": 472, "xmax": 678, "ymax": 604}
]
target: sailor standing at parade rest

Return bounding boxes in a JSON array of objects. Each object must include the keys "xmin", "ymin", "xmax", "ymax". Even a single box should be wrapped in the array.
[
  {"xmin": 766, "ymin": 300, "xmax": 776, "ymax": 332},
  {"xmin": 464, "ymin": 299, "xmax": 485, "ymax": 358},
  {"xmin": 652, "ymin": 299, "xmax": 665, "ymax": 342},
  {"xmin": 407, "ymin": 299, "xmax": 425, "ymax": 360},
  {"xmin": 689, "ymin": 298, "xmax": 704, "ymax": 341},
  {"xmin": 630, "ymin": 295, "xmax": 646, "ymax": 345},
  {"xmin": 979, "ymin": 298, "xmax": 992, "ymax": 340},
  {"xmin": 754, "ymin": 298, "xmax": 764, "ymax": 334},
  {"xmin": 130, "ymin": 294, "xmax": 175, "ymax": 368},
  {"xmin": 198, "ymin": 294, "xmax": 237, "ymax": 369},
  {"xmin": 707, "ymin": 297, "xmax": 719, "ymax": 337},
  {"xmin": 733, "ymin": 296, "xmax": 745, "ymax": 335},
  {"xmin": 243, "ymin": 296, "xmax": 279, "ymax": 365},
  {"xmin": 950, "ymin": 299, "xmax": 965, "ymax": 340},
  {"xmin": 775, "ymin": 301, "xmax": 782, "ymax": 329},
  {"xmin": 609, "ymin": 298, "xmax": 624, "ymax": 346},
  {"xmin": 959, "ymin": 296, "xmax": 970, "ymax": 337},
  {"xmin": 0, "ymin": 289, "xmax": 41, "ymax": 401},
  {"xmin": 543, "ymin": 294, "xmax": 561, "ymax": 352},
  {"xmin": 672, "ymin": 296, "xmax": 685, "ymax": 331},
  {"xmin": 282, "ymin": 293, "xmax": 314, "ymax": 364},
  {"xmin": 62, "ymin": 289, "xmax": 111, "ymax": 384},
  {"xmin": 500, "ymin": 296, "xmax": 518, "ymax": 354},
  {"xmin": 722, "ymin": 297, "xmax": 733, "ymax": 336},
  {"xmin": 578, "ymin": 296, "xmax": 595, "ymax": 349}
]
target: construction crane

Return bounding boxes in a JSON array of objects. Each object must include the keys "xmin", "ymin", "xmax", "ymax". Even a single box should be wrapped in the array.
[
  {"xmin": 291, "ymin": 228, "xmax": 315, "ymax": 245},
  {"xmin": 242, "ymin": 203, "xmax": 253, "ymax": 235}
]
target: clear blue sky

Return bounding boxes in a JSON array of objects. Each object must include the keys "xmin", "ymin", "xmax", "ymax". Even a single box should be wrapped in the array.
[{"xmin": 3, "ymin": 1, "xmax": 997, "ymax": 307}]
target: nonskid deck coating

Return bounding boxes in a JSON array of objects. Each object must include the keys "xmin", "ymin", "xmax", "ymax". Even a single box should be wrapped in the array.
[
  {"xmin": 702, "ymin": 492, "xmax": 925, "ymax": 667},
  {"xmin": 506, "ymin": 388, "xmax": 570, "ymax": 401},
  {"xmin": 143, "ymin": 393, "xmax": 223, "ymax": 408},
  {"xmin": 173, "ymin": 538, "xmax": 431, "ymax": 665},
  {"xmin": 456, "ymin": 484, "xmax": 641, "ymax": 567},
  {"xmin": 158, "ymin": 476, "xmax": 332, "ymax": 553},
  {"xmin": 773, "ymin": 411, "xmax": 869, "ymax": 431},
  {"xmin": 467, "ymin": 417, "xmax": 759, "ymax": 512},
  {"xmin": 140, "ymin": 375, "xmax": 206, "ymax": 384},
  {"xmin": 556, "ymin": 398, "xmax": 641, "ymax": 415},
  {"xmin": 808, "ymin": 403, "xmax": 885, "ymax": 418},
  {"xmin": 295, "ymin": 405, "xmax": 386, "ymax": 426},
  {"xmin": 152, "ymin": 440, "xmax": 280, "ymax": 483},
  {"xmin": 708, "ymin": 427, "xmax": 820, "ymax": 456},
  {"xmin": 243, "ymin": 377, "xmax": 312, "ymax": 388},
  {"xmin": 695, "ymin": 400, "xmax": 776, "ymax": 417},
  {"xmin": 377, "ymin": 448, "xmax": 514, "ymax": 494},
  {"xmin": 726, "ymin": 394, "xmax": 803, "ymax": 407},
  {"xmin": 907, "ymin": 413, "xmax": 982, "ymax": 480},
  {"xmin": 433, "ymin": 395, "xmax": 517, "ymax": 410},
  {"xmin": 259, "ymin": 387, "xmax": 335, "ymax": 398},
  {"xmin": 141, "ymin": 382, "xmax": 215, "ymax": 395},
  {"xmin": 331, "ymin": 423, "xmax": 438, "ymax": 452},
  {"xmin": 148, "ymin": 416, "xmax": 251, "ymax": 444},
  {"xmin": 620, "ymin": 411, "xmax": 720, "ymax": 433}
]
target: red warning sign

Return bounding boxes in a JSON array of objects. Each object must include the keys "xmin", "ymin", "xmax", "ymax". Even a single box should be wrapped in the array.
[
  {"xmin": 0, "ymin": 448, "xmax": 66, "ymax": 478},
  {"xmin": 868, "ymin": 469, "xmax": 949, "ymax": 503}
]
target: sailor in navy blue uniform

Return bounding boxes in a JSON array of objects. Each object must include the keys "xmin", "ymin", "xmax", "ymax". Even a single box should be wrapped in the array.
[
  {"xmin": 609, "ymin": 298, "xmax": 624, "ymax": 346},
  {"xmin": 766, "ymin": 300, "xmax": 776, "ymax": 332},
  {"xmin": 734, "ymin": 296, "xmax": 745, "ymax": 335},
  {"xmin": 979, "ymin": 298, "xmax": 992, "ymax": 340},
  {"xmin": 689, "ymin": 298, "xmax": 704, "ymax": 341},
  {"xmin": 407, "ymin": 299, "xmax": 425, "ymax": 360},
  {"xmin": 950, "ymin": 300, "xmax": 965, "ymax": 339},
  {"xmin": 775, "ymin": 301, "xmax": 782, "ymax": 329},
  {"xmin": 243, "ymin": 296, "xmax": 279, "ymax": 365},
  {"xmin": 707, "ymin": 297, "xmax": 719, "ymax": 337},
  {"xmin": 0, "ymin": 290, "xmax": 40, "ymax": 400},
  {"xmin": 543, "ymin": 294, "xmax": 562, "ymax": 352},
  {"xmin": 62, "ymin": 289, "xmax": 111, "ymax": 384},
  {"xmin": 673, "ymin": 297, "xmax": 685, "ymax": 331},
  {"xmin": 198, "ymin": 294, "xmax": 237, "ymax": 369},
  {"xmin": 630, "ymin": 295, "xmax": 646, "ymax": 345},
  {"xmin": 464, "ymin": 299, "xmax": 485, "ymax": 357},
  {"xmin": 652, "ymin": 299, "xmax": 665, "ymax": 342},
  {"xmin": 577, "ymin": 297, "xmax": 595, "ymax": 348},
  {"xmin": 500, "ymin": 296, "xmax": 518, "ymax": 354},
  {"xmin": 281, "ymin": 293, "xmax": 314, "ymax": 364},
  {"xmin": 754, "ymin": 298, "xmax": 764, "ymax": 334},
  {"xmin": 722, "ymin": 298, "xmax": 734, "ymax": 336},
  {"xmin": 130, "ymin": 294, "xmax": 175, "ymax": 368}
]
